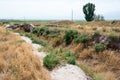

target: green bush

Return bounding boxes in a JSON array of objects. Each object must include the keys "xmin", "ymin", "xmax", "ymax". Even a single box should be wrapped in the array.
[
  {"xmin": 94, "ymin": 43, "xmax": 105, "ymax": 52},
  {"xmin": 112, "ymin": 28, "xmax": 120, "ymax": 32},
  {"xmin": 32, "ymin": 28, "xmax": 39, "ymax": 34},
  {"xmin": 43, "ymin": 53, "xmax": 59, "ymax": 69},
  {"xmin": 65, "ymin": 52, "xmax": 76, "ymax": 65},
  {"xmin": 25, "ymin": 33, "xmax": 33, "ymax": 38},
  {"xmin": 109, "ymin": 33, "xmax": 119, "ymax": 40},
  {"xmin": 43, "ymin": 50, "xmax": 76, "ymax": 69},
  {"xmin": 38, "ymin": 27, "xmax": 48, "ymax": 36},
  {"xmin": 64, "ymin": 30, "xmax": 78, "ymax": 45},
  {"xmin": 74, "ymin": 34, "xmax": 91, "ymax": 44}
]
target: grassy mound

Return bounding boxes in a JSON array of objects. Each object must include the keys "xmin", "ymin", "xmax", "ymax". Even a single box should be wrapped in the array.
[{"xmin": 0, "ymin": 27, "xmax": 51, "ymax": 80}]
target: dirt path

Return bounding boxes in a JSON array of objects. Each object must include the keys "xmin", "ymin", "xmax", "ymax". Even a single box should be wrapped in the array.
[{"xmin": 14, "ymin": 33, "xmax": 91, "ymax": 80}]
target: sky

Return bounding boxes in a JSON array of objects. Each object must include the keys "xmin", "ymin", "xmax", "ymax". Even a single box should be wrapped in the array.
[{"xmin": 0, "ymin": 0, "xmax": 120, "ymax": 20}]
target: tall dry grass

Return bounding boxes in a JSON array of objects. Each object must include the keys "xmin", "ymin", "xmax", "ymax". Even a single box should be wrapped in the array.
[{"xmin": 0, "ymin": 27, "xmax": 51, "ymax": 80}]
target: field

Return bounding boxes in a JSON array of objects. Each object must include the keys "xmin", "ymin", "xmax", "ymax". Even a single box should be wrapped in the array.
[{"xmin": 0, "ymin": 20, "xmax": 120, "ymax": 80}]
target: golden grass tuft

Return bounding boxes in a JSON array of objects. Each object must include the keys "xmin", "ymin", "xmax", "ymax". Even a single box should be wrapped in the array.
[
  {"xmin": 49, "ymin": 37, "xmax": 64, "ymax": 47},
  {"xmin": 71, "ymin": 43, "xmax": 83, "ymax": 54},
  {"xmin": 79, "ymin": 48, "xmax": 94, "ymax": 59},
  {"xmin": 93, "ymin": 64, "xmax": 106, "ymax": 73},
  {"xmin": 0, "ymin": 27, "xmax": 51, "ymax": 80},
  {"xmin": 97, "ymin": 50, "xmax": 120, "ymax": 68}
]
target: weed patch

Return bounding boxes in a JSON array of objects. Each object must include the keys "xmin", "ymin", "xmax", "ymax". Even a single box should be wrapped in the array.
[
  {"xmin": 64, "ymin": 30, "xmax": 78, "ymax": 45},
  {"xmin": 43, "ymin": 50, "xmax": 76, "ymax": 69},
  {"xmin": 94, "ymin": 43, "xmax": 105, "ymax": 52}
]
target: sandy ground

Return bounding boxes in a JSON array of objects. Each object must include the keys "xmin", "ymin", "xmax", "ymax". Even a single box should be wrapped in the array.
[
  {"xmin": 51, "ymin": 64, "xmax": 90, "ymax": 80},
  {"xmin": 21, "ymin": 36, "xmax": 47, "ymax": 59},
  {"xmin": 14, "ymin": 33, "xmax": 90, "ymax": 80}
]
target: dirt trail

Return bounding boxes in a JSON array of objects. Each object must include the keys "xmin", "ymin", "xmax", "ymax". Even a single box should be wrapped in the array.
[{"xmin": 14, "ymin": 33, "xmax": 90, "ymax": 80}]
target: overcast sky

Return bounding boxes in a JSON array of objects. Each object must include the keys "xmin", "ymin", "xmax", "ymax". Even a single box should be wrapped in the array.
[{"xmin": 0, "ymin": 0, "xmax": 120, "ymax": 20}]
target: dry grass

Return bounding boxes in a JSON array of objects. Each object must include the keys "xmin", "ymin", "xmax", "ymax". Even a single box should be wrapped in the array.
[
  {"xmin": 94, "ymin": 72, "xmax": 115, "ymax": 80},
  {"xmin": 93, "ymin": 64, "xmax": 107, "ymax": 73},
  {"xmin": 0, "ymin": 27, "xmax": 51, "ymax": 80},
  {"xmin": 71, "ymin": 43, "xmax": 83, "ymax": 54},
  {"xmin": 79, "ymin": 48, "xmax": 94, "ymax": 59},
  {"xmin": 78, "ymin": 49, "xmax": 120, "ymax": 79},
  {"xmin": 49, "ymin": 36, "xmax": 64, "ymax": 48}
]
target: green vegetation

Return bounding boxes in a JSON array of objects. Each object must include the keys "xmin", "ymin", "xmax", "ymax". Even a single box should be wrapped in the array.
[
  {"xmin": 32, "ymin": 38, "xmax": 46, "ymax": 46},
  {"xmin": 74, "ymin": 34, "xmax": 91, "ymax": 44},
  {"xmin": 32, "ymin": 27, "xmax": 60, "ymax": 38},
  {"xmin": 0, "ymin": 19, "xmax": 55, "ymax": 23},
  {"xmin": 32, "ymin": 28, "xmax": 39, "ymax": 34},
  {"xmin": 25, "ymin": 33, "xmax": 33, "ymax": 38},
  {"xmin": 83, "ymin": 3, "xmax": 95, "ymax": 21},
  {"xmin": 65, "ymin": 51, "xmax": 76, "ymax": 65},
  {"xmin": 38, "ymin": 27, "xmax": 48, "ymax": 36},
  {"xmin": 64, "ymin": 30, "xmax": 78, "ymax": 45},
  {"xmin": 25, "ymin": 33, "xmax": 47, "ymax": 46},
  {"xmin": 43, "ymin": 50, "xmax": 76, "ymax": 69},
  {"xmin": 112, "ymin": 28, "xmax": 120, "ymax": 32},
  {"xmin": 94, "ymin": 43, "xmax": 105, "ymax": 52},
  {"xmin": 43, "ymin": 52, "xmax": 59, "ymax": 69},
  {"xmin": 109, "ymin": 33, "xmax": 119, "ymax": 40}
]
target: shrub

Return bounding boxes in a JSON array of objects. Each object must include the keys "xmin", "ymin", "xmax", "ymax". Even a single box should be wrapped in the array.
[
  {"xmin": 64, "ymin": 30, "xmax": 78, "ymax": 45},
  {"xmin": 65, "ymin": 52, "xmax": 76, "ymax": 65},
  {"xmin": 74, "ymin": 34, "xmax": 91, "ymax": 44},
  {"xmin": 74, "ymin": 36, "xmax": 80, "ymax": 43},
  {"xmin": 94, "ymin": 30, "xmax": 100, "ymax": 36},
  {"xmin": 38, "ymin": 27, "xmax": 48, "ymax": 36},
  {"xmin": 112, "ymin": 28, "xmax": 120, "ymax": 32},
  {"xmin": 43, "ymin": 51, "xmax": 76, "ymax": 69},
  {"xmin": 109, "ymin": 33, "xmax": 119, "ymax": 40},
  {"xmin": 32, "ymin": 28, "xmax": 39, "ymax": 34},
  {"xmin": 43, "ymin": 53, "xmax": 59, "ymax": 69},
  {"xmin": 25, "ymin": 33, "xmax": 33, "ymax": 38},
  {"xmin": 94, "ymin": 43, "xmax": 105, "ymax": 52}
]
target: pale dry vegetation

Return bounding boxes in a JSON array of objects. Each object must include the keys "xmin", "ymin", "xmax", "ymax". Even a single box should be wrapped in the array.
[{"xmin": 0, "ymin": 27, "xmax": 51, "ymax": 80}]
